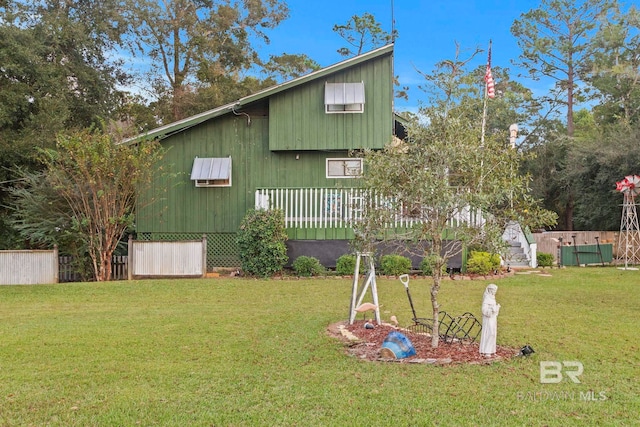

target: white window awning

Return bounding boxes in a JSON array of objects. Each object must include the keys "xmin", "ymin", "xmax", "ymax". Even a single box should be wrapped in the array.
[
  {"xmin": 191, "ymin": 157, "xmax": 232, "ymax": 187},
  {"xmin": 324, "ymin": 82, "xmax": 365, "ymax": 106}
]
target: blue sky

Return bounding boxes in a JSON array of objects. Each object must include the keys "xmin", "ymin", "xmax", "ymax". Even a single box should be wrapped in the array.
[{"xmin": 255, "ymin": 0, "xmax": 543, "ymax": 112}]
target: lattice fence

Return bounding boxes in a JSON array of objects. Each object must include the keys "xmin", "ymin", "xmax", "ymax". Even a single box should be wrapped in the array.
[{"xmin": 137, "ymin": 232, "xmax": 241, "ymax": 270}]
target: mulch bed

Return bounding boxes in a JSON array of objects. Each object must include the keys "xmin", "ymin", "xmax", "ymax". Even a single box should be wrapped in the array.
[{"xmin": 328, "ymin": 320, "xmax": 519, "ymax": 364}]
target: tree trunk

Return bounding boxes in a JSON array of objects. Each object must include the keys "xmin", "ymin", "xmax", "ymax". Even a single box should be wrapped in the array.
[
  {"xmin": 430, "ymin": 237, "xmax": 443, "ymax": 348},
  {"xmin": 170, "ymin": 19, "xmax": 187, "ymax": 121},
  {"xmin": 431, "ymin": 273, "xmax": 441, "ymax": 348},
  {"xmin": 565, "ymin": 52, "xmax": 575, "ymax": 229},
  {"xmin": 567, "ymin": 64, "xmax": 575, "ymax": 138},
  {"xmin": 98, "ymin": 249, "xmax": 113, "ymax": 282},
  {"xmin": 90, "ymin": 251, "xmax": 99, "ymax": 282},
  {"xmin": 565, "ymin": 193, "xmax": 574, "ymax": 231}
]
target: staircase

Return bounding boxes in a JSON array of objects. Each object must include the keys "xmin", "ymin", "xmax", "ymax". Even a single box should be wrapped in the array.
[{"xmin": 505, "ymin": 239, "xmax": 530, "ymax": 268}]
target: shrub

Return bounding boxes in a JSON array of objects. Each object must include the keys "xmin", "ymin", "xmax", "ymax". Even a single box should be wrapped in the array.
[
  {"xmin": 292, "ymin": 256, "xmax": 325, "ymax": 277},
  {"xmin": 420, "ymin": 254, "xmax": 446, "ymax": 276},
  {"xmin": 335, "ymin": 254, "xmax": 365, "ymax": 275},
  {"xmin": 466, "ymin": 251, "xmax": 501, "ymax": 275},
  {"xmin": 236, "ymin": 209, "xmax": 288, "ymax": 277},
  {"xmin": 537, "ymin": 252, "xmax": 554, "ymax": 268},
  {"xmin": 379, "ymin": 254, "xmax": 411, "ymax": 276}
]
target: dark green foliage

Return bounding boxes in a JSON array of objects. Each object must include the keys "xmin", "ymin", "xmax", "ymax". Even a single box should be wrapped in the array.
[
  {"xmin": 537, "ymin": 252, "xmax": 555, "ymax": 268},
  {"xmin": 0, "ymin": 3, "xmax": 129, "ymax": 248},
  {"xmin": 292, "ymin": 256, "xmax": 325, "ymax": 277},
  {"xmin": 236, "ymin": 209, "xmax": 288, "ymax": 277},
  {"xmin": 566, "ymin": 124, "xmax": 640, "ymax": 230},
  {"xmin": 466, "ymin": 251, "xmax": 501, "ymax": 275},
  {"xmin": 379, "ymin": 254, "xmax": 411, "ymax": 276},
  {"xmin": 335, "ymin": 254, "xmax": 365, "ymax": 275},
  {"xmin": 7, "ymin": 168, "xmax": 88, "ymax": 257},
  {"xmin": 420, "ymin": 255, "xmax": 447, "ymax": 276}
]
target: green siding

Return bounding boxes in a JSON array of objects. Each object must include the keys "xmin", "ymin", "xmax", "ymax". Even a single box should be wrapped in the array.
[
  {"xmin": 268, "ymin": 53, "xmax": 393, "ymax": 151},
  {"xmin": 137, "ymin": 115, "xmax": 369, "ymax": 236},
  {"xmin": 139, "ymin": 115, "xmax": 261, "ymax": 234}
]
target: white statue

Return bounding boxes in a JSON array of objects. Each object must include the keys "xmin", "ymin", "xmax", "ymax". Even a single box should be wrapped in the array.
[{"xmin": 479, "ymin": 284, "xmax": 501, "ymax": 356}]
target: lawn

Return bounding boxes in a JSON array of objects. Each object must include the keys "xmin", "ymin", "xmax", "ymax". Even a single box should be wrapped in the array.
[{"xmin": 0, "ymin": 268, "xmax": 638, "ymax": 426}]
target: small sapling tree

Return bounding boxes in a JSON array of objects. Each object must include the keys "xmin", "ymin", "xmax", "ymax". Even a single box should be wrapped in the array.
[{"xmin": 355, "ymin": 48, "xmax": 556, "ymax": 348}]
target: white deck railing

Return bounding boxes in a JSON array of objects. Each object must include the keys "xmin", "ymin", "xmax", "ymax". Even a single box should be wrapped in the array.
[{"xmin": 255, "ymin": 188, "xmax": 484, "ymax": 229}]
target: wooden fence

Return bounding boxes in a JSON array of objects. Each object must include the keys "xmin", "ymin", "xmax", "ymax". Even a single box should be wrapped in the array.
[
  {"xmin": 58, "ymin": 256, "xmax": 79, "ymax": 282},
  {"xmin": 58, "ymin": 255, "xmax": 129, "ymax": 282}
]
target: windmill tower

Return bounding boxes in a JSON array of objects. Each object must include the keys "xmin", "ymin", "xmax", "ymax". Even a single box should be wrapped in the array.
[{"xmin": 616, "ymin": 175, "xmax": 640, "ymax": 269}]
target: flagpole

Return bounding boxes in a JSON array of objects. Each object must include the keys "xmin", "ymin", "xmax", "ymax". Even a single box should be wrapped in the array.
[
  {"xmin": 480, "ymin": 87, "xmax": 489, "ymax": 146},
  {"xmin": 480, "ymin": 40, "xmax": 492, "ymax": 146}
]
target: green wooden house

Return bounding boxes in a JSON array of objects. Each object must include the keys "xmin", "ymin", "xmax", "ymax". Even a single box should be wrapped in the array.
[{"xmin": 132, "ymin": 44, "xmax": 409, "ymax": 270}]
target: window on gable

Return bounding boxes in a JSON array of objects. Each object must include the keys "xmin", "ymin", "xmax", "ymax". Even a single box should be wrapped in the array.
[
  {"xmin": 326, "ymin": 158, "xmax": 362, "ymax": 178},
  {"xmin": 325, "ymin": 82, "xmax": 365, "ymax": 113},
  {"xmin": 190, "ymin": 156, "xmax": 232, "ymax": 187}
]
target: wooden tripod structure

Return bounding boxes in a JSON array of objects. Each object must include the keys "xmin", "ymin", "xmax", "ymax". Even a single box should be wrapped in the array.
[{"xmin": 348, "ymin": 253, "xmax": 381, "ymax": 325}]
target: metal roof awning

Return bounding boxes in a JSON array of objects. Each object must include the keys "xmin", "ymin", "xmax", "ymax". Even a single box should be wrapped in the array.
[{"xmin": 190, "ymin": 157, "xmax": 231, "ymax": 181}]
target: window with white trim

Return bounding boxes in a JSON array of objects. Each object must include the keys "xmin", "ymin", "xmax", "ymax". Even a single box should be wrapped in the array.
[
  {"xmin": 324, "ymin": 82, "xmax": 365, "ymax": 113},
  {"xmin": 326, "ymin": 158, "xmax": 362, "ymax": 178}
]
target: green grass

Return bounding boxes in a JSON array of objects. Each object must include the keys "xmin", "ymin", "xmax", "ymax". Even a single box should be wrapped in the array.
[{"xmin": 0, "ymin": 268, "xmax": 638, "ymax": 426}]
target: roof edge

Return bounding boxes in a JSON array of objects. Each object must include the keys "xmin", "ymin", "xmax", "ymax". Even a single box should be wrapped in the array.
[{"xmin": 121, "ymin": 44, "xmax": 394, "ymax": 145}]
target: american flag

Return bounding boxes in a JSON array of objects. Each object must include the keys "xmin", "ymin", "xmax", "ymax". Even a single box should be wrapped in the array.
[{"xmin": 485, "ymin": 44, "xmax": 495, "ymax": 99}]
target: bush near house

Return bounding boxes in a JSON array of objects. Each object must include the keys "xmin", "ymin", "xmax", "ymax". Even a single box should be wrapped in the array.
[
  {"xmin": 335, "ymin": 254, "xmax": 365, "ymax": 275},
  {"xmin": 379, "ymin": 254, "xmax": 411, "ymax": 276},
  {"xmin": 236, "ymin": 209, "xmax": 288, "ymax": 277},
  {"xmin": 537, "ymin": 252, "xmax": 554, "ymax": 268},
  {"xmin": 292, "ymin": 256, "xmax": 325, "ymax": 277},
  {"xmin": 420, "ymin": 254, "xmax": 447, "ymax": 276},
  {"xmin": 466, "ymin": 251, "xmax": 501, "ymax": 275}
]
